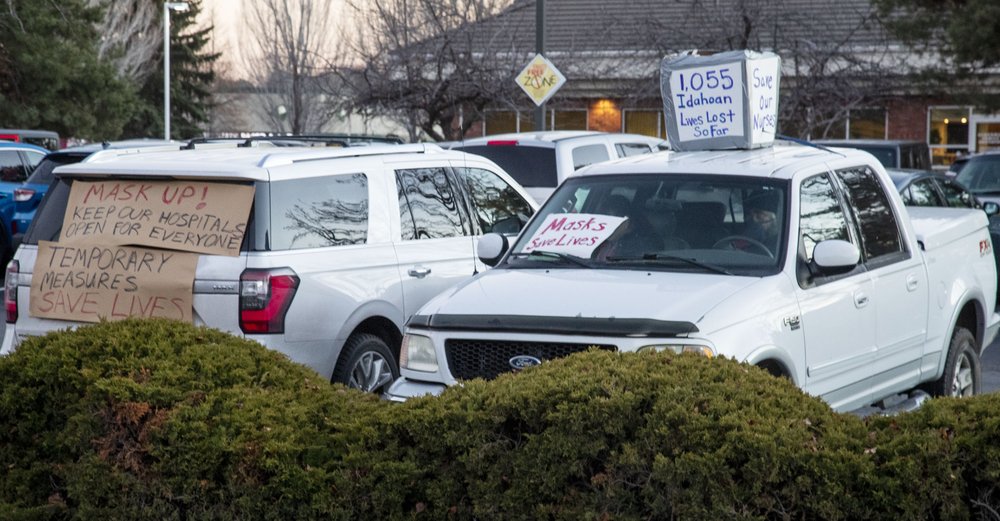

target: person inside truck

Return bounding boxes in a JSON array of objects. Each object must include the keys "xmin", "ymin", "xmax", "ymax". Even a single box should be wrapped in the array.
[{"xmin": 741, "ymin": 189, "xmax": 782, "ymax": 255}]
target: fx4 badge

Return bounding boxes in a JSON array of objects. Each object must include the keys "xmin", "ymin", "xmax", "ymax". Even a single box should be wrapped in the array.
[
  {"xmin": 782, "ymin": 315, "xmax": 801, "ymax": 331},
  {"xmin": 980, "ymin": 239, "xmax": 992, "ymax": 257}
]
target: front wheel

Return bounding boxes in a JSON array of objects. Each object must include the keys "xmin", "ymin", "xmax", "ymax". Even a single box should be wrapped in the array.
[
  {"xmin": 332, "ymin": 333, "xmax": 399, "ymax": 394},
  {"xmin": 925, "ymin": 327, "xmax": 981, "ymax": 397}
]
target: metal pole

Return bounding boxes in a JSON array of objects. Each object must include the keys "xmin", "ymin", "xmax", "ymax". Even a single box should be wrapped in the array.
[
  {"xmin": 163, "ymin": 3, "xmax": 171, "ymax": 141},
  {"xmin": 533, "ymin": 0, "xmax": 545, "ymax": 132}
]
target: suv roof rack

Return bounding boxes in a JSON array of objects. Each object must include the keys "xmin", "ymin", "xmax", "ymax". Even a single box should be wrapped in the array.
[
  {"xmin": 259, "ymin": 143, "xmax": 443, "ymax": 168},
  {"xmin": 184, "ymin": 134, "xmax": 406, "ymax": 150}
]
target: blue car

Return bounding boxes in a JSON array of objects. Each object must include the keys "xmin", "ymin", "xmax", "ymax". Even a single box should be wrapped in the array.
[{"xmin": 0, "ymin": 141, "xmax": 48, "ymax": 262}]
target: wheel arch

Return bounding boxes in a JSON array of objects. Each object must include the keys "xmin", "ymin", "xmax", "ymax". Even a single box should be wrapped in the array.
[{"xmin": 744, "ymin": 346, "xmax": 800, "ymax": 387}]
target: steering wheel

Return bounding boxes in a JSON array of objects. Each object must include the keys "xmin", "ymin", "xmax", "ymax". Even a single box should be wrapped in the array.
[{"xmin": 712, "ymin": 235, "xmax": 774, "ymax": 258}]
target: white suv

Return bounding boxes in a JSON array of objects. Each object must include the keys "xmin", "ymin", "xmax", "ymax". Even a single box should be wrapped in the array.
[
  {"xmin": 452, "ymin": 131, "xmax": 666, "ymax": 204},
  {"xmin": 2, "ymin": 143, "xmax": 536, "ymax": 393}
]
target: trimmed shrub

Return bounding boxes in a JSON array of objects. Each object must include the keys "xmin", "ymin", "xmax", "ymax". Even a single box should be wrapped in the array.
[{"xmin": 2, "ymin": 319, "xmax": 999, "ymax": 520}]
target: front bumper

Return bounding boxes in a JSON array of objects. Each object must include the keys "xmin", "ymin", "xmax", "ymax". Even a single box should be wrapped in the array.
[{"xmin": 383, "ymin": 377, "xmax": 448, "ymax": 402}]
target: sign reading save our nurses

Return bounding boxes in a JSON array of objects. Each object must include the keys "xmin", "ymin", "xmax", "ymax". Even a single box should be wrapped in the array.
[
  {"xmin": 521, "ymin": 213, "xmax": 627, "ymax": 258},
  {"xmin": 516, "ymin": 54, "xmax": 566, "ymax": 106}
]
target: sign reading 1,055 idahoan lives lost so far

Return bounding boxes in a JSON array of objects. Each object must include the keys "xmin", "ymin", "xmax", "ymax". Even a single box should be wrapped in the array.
[
  {"xmin": 59, "ymin": 180, "xmax": 255, "ymax": 257},
  {"xmin": 29, "ymin": 241, "xmax": 199, "ymax": 323},
  {"xmin": 660, "ymin": 50, "xmax": 781, "ymax": 151},
  {"xmin": 521, "ymin": 213, "xmax": 627, "ymax": 258}
]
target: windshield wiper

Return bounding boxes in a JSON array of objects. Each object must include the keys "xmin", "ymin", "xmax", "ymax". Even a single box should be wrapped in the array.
[
  {"xmin": 508, "ymin": 250, "xmax": 593, "ymax": 268},
  {"xmin": 605, "ymin": 253, "xmax": 733, "ymax": 275}
]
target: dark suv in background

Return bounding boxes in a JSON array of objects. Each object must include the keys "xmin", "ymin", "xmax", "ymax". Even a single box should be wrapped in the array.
[{"xmin": 814, "ymin": 139, "xmax": 932, "ymax": 170}]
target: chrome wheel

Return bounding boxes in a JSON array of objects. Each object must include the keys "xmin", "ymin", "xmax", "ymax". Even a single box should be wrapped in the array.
[
  {"xmin": 951, "ymin": 351, "xmax": 975, "ymax": 397},
  {"xmin": 348, "ymin": 351, "xmax": 394, "ymax": 393}
]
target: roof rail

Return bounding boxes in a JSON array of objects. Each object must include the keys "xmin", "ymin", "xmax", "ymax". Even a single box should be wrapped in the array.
[
  {"xmin": 259, "ymin": 143, "xmax": 443, "ymax": 168},
  {"xmin": 185, "ymin": 133, "xmax": 406, "ymax": 150}
]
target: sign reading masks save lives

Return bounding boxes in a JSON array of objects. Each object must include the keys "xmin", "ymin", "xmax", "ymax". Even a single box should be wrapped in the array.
[
  {"xmin": 29, "ymin": 180, "xmax": 254, "ymax": 323},
  {"xmin": 521, "ymin": 213, "xmax": 627, "ymax": 258}
]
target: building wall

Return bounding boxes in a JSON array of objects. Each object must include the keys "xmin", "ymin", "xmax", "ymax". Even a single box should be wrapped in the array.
[{"xmin": 887, "ymin": 98, "xmax": 934, "ymax": 141}]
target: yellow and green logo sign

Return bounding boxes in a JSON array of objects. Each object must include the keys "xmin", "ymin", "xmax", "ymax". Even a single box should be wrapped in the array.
[{"xmin": 516, "ymin": 54, "xmax": 566, "ymax": 106}]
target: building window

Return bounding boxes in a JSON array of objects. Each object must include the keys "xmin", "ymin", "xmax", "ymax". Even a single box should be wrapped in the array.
[
  {"xmin": 928, "ymin": 107, "xmax": 971, "ymax": 168},
  {"xmin": 848, "ymin": 108, "xmax": 886, "ymax": 139},
  {"xmin": 553, "ymin": 110, "xmax": 587, "ymax": 130},
  {"xmin": 623, "ymin": 110, "xmax": 663, "ymax": 137}
]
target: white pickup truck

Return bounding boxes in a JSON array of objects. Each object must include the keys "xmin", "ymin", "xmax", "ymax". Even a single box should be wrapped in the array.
[{"xmin": 385, "ymin": 142, "xmax": 1000, "ymax": 413}]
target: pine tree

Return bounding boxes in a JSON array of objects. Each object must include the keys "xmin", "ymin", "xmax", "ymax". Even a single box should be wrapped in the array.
[{"xmin": 123, "ymin": 0, "xmax": 220, "ymax": 139}]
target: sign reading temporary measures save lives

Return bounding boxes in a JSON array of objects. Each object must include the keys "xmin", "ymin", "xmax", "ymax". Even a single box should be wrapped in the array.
[
  {"xmin": 60, "ymin": 180, "xmax": 255, "ymax": 257},
  {"xmin": 521, "ymin": 213, "xmax": 627, "ymax": 258},
  {"xmin": 660, "ymin": 50, "xmax": 781, "ymax": 151},
  {"xmin": 516, "ymin": 54, "xmax": 567, "ymax": 107},
  {"xmin": 30, "ymin": 241, "xmax": 199, "ymax": 323}
]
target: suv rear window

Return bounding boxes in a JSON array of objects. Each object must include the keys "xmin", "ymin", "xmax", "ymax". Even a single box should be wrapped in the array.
[
  {"xmin": 452, "ymin": 144, "xmax": 557, "ymax": 188},
  {"xmin": 26, "ymin": 153, "xmax": 89, "ymax": 186}
]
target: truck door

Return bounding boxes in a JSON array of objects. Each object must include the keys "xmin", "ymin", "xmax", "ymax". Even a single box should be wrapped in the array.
[
  {"xmin": 795, "ymin": 172, "xmax": 878, "ymax": 410},
  {"xmin": 834, "ymin": 165, "xmax": 927, "ymax": 397}
]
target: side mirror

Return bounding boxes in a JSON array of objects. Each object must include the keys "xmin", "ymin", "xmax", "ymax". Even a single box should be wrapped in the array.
[
  {"xmin": 984, "ymin": 202, "xmax": 999, "ymax": 216},
  {"xmin": 812, "ymin": 239, "xmax": 860, "ymax": 275},
  {"xmin": 477, "ymin": 233, "xmax": 509, "ymax": 267}
]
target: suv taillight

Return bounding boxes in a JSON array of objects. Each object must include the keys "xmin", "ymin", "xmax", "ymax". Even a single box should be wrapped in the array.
[
  {"xmin": 5, "ymin": 260, "xmax": 18, "ymax": 323},
  {"xmin": 239, "ymin": 268, "xmax": 299, "ymax": 334},
  {"xmin": 13, "ymin": 188, "xmax": 34, "ymax": 202}
]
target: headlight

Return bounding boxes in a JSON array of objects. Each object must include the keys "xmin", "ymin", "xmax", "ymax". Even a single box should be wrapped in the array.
[
  {"xmin": 400, "ymin": 334, "xmax": 438, "ymax": 372},
  {"xmin": 637, "ymin": 344, "xmax": 714, "ymax": 357}
]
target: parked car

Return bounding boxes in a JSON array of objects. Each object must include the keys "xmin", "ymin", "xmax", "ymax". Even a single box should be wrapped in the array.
[
  {"xmin": 451, "ymin": 131, "xmax": 667, "ymax": 204},
  {"xmin": 889, "ymin": 168, "xmax": 982, "ymax": 210},
  {"xmin": 10, "ymin": 140, "xmax": 181, "ymax": 247},
  {"xmin": 953, "ymin": 152, "xmax": 1000, "ymax": 209},
  {"xmin": 2, "ymin": 143, "xmax": 537, "ymax": 395},
  {"xmin": 0, "ymin": 129, "xmax": 60, "ymax": 151},
  {"xmin": 0, "ymin": 142, "xmax": 48, "ymax": 264},
  {"xmin": 387, "ymin": 142, "xmax": 999, "ymax": 415},
  {"xmin": 947, "ymin": 155, "xmax": 971, "ymax": 177},
  {"xmin": 814, "ymin": 139, "xmax": 931, "ymax": 170}
]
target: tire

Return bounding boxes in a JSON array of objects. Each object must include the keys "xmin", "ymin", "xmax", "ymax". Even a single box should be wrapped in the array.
[
  {"xmin": 925, "ymin": 327, "xmax": 981, "ymax": 397},
  {"xmin": 332, "ymin": 333, "xmax": 399, "ymax": 394}
]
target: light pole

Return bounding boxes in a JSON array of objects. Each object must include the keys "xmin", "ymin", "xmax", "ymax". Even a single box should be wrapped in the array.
[{"xmin": 163, "ymin": 2, "xmax": 190, "ymax": 140}]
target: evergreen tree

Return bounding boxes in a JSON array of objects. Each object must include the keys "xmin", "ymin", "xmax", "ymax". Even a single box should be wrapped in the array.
[
  {"xmin": 0, "ymin": 0, "xmax": 138, "ymax": 140},
  {"xmin": 123, "ymin": 0, "xmax": 220, "ymax": 139}
]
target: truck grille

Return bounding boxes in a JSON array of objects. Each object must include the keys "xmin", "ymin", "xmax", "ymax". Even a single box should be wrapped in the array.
[{"xmin": 444, "ymin": 339, "xmax": 616, "ymax": 380}]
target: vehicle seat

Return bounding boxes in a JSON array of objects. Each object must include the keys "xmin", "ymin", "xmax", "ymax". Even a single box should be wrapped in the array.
[{"xmin": 677, "ymin": 201, "xmax": 728, "ymax": 248}]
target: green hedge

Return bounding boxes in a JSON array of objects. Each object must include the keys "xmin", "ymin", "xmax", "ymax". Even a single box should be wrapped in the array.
[{"xmin": 1, "ymin": 319, "xmax": 998, "ymax": 520}]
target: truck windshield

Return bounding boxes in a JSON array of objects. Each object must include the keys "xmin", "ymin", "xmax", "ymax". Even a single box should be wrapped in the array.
[{"xmin": 507, "ymin": 174, "xmax": 789, "ymax": 275}]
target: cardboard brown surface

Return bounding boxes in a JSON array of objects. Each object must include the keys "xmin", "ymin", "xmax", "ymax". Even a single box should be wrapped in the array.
[
  {"xmin": 30, "ymin": 241, "xmax": 199, "ymax": 323},
  {"xmin": 60, "ymin": 180, "xmax": 254, "ymax": 256}
]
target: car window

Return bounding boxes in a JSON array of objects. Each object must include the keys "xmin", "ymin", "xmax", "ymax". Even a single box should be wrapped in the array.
[
  {"xmin": 455, "ymin": 167, "xmax": 533, "ymax": 235},
  {"xmin": 397, "ymin": 167, "xmax": 470, "ymax": 240},
  {"xmin": 27, "ymin": 154, "xmax": 87, "ymax": 186},
  {"xmin": 835, "ymin": 165, "xmax": 906, "ymax": 265},
  {"xmin": 956, "ymin": 156, "xmax": 1000, "ymax": 193},
  {"xmin": 0, "ymin": 150, "xmax": 28, "ymax": 182},
  {"xmin": 269, "ymin": 173, "xmax": 368, "ymax": 250},
  {"xmin": 799, "ymin": 173, "xmax": 852, "ymax": 263},
  {"xmin": 572, "ymin": 144, "xmax": 610, "ymax": 170},
  {"xmin": 906, "ymin": 179, "xmax": 944, "ymax": 207},
  {"xmin": 451, "ymin": 145, "xmax": 557, "ymax": 188},
  {"xmin": 615, "ymin": 143, "xmax": 652, "ymax": 158},
  {"xmin": 22, "ymin": 150, "xmax": 44, "ymax": 170},
  {"xmin": 937, "ymin": 178, "xmax": 977, "ymax": 208}
]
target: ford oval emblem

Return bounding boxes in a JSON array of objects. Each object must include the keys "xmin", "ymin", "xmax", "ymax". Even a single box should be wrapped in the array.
[{"xmin": 509, "ymin": 355, "xmax": 542, "ymax": 371}]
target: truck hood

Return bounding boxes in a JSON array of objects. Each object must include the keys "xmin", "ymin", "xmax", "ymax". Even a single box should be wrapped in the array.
[{"xmin": 415, "ymin": 268, "xmax": 761, "ymax": 332}]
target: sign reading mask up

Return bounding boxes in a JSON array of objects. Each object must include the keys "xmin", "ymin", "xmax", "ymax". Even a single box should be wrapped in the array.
[{"xmin": 30, "ymin": 179, "xmax": 254, "ymax": 323}]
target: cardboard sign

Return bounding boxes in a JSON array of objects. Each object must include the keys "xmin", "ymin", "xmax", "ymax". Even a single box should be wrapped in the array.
[
  {"xmin": 521, "ymin": 213, "xmax": 627, "ymax": 258},
  {"xmin": 30, "ymin": 241, "xmax": 199, "ymax": 323},
  {"xmin": 660, "ymin": 50, "xmax": 782, "ymax": 151},
  {"xmin": 60, "ymin": 180, "xmax": 254, "ymax": 256}
]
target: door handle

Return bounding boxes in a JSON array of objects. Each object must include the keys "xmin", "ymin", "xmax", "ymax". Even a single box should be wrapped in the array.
[
  {"xmin": 906, "ymin": 274, "xmax": 919, "ymax": 292},
  {"xmin": 408, "ymin": 266, "xmax": 432, "ymax": 279},
  {"xmin": 854, "ymin": 291, "xmax": 869, "ymax": 308}
]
